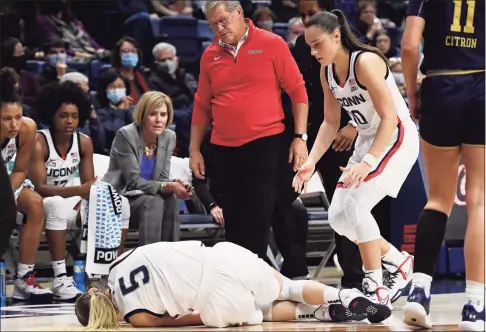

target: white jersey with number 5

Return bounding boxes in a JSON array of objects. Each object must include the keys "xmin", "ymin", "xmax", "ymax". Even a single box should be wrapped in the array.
[
  {"xmin": 326, "ymin": 51, "xmax": 410, "ymax": 137},
  {"xmin": 38, "ymin": 129, "xmax": 81, "ymax": 187}
]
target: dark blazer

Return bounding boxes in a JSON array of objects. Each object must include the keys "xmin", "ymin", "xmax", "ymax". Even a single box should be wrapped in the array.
[{"xmin": 102, "ymin": 123, "xmax": 176, "ymax": 195}]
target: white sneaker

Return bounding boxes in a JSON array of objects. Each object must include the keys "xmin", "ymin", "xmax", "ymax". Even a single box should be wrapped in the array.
[
  {"xmin": 383, "ymin": 251, "xmax": 414, "ymax": 303},
  {"xmin": 458, "ymin": 302, "xmax": 485, "ymax": 332},
  {"xmin": 12, "ymin": 272, "xmax": 54, "ymax": 302},
  {"xmin": 339, "ymin": 288, "xmax": 391, "ymax": 323},
  {"xmin": 51, "ymin": 275, "xmax": 83, "ymax": 301},
  {"xmin": 362, "ymin": 276, "xmax": 393, "ymax": 310}
]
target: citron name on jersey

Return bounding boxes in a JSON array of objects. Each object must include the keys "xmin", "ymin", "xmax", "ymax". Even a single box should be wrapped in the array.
[{"xmin": 445, "ymin": 36, "xmax": 477, "ymax": 49}]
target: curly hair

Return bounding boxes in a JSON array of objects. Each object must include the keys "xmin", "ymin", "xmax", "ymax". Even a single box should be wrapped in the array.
[
  {"xmin": 35, "ymin": 81, "xmax": 92, "ymax": 127},
  {"xmin": 96, "ymin": 68, "xmax": 130, "ymax": 108}
]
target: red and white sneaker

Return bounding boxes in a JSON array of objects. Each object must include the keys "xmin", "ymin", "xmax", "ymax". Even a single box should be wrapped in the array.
[
  {"xmin": 383, "ymin": 252, "xmax": 414, "ymax": 303},
  {"xmin": 12, "ymin": 271, "xmax": 54, "ymax": 302}
]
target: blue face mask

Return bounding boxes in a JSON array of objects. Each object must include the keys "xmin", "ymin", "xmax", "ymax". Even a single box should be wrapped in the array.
[
  {"xmin": 121, "ymin": 53, "xmax": 139, "ymax": 68},
  {"xmin": 47, "ymin": 53, "xmax": 67, "ymax": 67},
  {"xmin": 107, "ymin": 88, "xmax": 126, "ymax": 105}
]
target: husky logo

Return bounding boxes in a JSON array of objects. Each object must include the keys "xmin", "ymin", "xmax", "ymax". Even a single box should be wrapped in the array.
[{"xmin": 108, "ymin": 185, "xmax": 123, "ymax": 216}]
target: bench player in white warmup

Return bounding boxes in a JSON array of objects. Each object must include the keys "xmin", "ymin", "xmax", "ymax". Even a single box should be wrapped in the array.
[
  {"xmin": 28, "ymin": 81, "xmax": 130, "ymax": 301},
  {"xmin": 293, "ymin": 10, "xmax": 419, "ymax": 309},
  {"xmin": 74, "ymin": 241, "xmax": 392, "ymax": 329}
]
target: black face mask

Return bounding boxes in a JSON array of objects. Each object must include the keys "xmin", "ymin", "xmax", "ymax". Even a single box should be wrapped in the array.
[
  {"xmin": 156, "ymin": 62, "xmax": 169, "ymax": 73},
  {"xmin": 10, "ymin": 55, "xmax": 27, "ymax": 73}
]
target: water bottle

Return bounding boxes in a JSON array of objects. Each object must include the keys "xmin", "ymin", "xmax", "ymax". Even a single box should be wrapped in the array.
[
  {"xmin": 73, "ymin": 259, "xmax": 86, "ymax": 293},
  {"xmin": 0, "ymin": 260, "xmax": 6, "ymax": 306}
]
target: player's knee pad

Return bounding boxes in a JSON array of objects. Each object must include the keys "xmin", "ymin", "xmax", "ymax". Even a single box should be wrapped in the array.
[
  {"xmin": 260, "ymin": 303, "xmax": 273, "ymax": 322},
  {"xmin": 328, "ymin": 199, "xmax": 349, "ymax": 237},
  {"xmin": 342, "ymin": 194, "xmax": 381, "ymax": 243},
  {"xmin": 120, "ymin": 195, "xmax": 130, "ymax": 229},
  {"xmin": 277, "ymin": 277, "xmax": 306, "ymax": 303},
  {"xmin": 43, "ymin": 196, "xmax": 70, "ymax": 231}
]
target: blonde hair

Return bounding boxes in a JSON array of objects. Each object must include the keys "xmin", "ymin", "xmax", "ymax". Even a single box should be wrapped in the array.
[
  {"xmin": 132, "ymin": 91, "xmax": 174, "ymax": 128},
  {"xmin": 75, "ymin": 290, "xmax": 119, "ymax": 330}
]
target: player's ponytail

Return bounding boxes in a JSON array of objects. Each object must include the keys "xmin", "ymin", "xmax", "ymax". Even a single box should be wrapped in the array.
[
  {"xmin": 75, "ymin": 289, "xmax": 119, "ymax": 330},
  {"xmin": 0, "ymin": 67, "xmax": 22, "ymax": 107},
  {"xmin": 306, "ymin": 10, "xmax": 389, "ymax": 65}
]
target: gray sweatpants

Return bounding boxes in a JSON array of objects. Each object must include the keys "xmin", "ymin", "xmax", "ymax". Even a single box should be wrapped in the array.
[{"xmin": 128, "ymin": 194, "xmax": 180, "ymax": 245}]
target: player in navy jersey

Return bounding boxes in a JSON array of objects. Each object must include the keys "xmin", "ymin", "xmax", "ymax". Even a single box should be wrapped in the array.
[{"xmin": 401, "ymin": 0, "xmax": 485, "ymax": 330}]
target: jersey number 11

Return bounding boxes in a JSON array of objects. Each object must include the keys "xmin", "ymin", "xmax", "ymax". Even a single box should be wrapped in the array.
[{"xmin": 451, "ymin": 0, "xmax": 476, "ymax": 34}]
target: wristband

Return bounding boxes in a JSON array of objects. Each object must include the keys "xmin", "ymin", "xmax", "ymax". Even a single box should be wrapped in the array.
[
  {"xmin": 348, "ymin": 120, "xmax": 358, "ymax": 128},
  {"xmin": 362, "ymin": 153, "xmax": 378, "ymax": 169}
]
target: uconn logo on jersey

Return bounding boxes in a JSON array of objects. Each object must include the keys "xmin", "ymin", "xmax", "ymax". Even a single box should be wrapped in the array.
[
  {"xmin": 46, "ymin": 165, "xmax": 78, "ymax": 180},
  {"xmin": 336, "ymin": 94, "xmax": 366, "ymax": 108}
]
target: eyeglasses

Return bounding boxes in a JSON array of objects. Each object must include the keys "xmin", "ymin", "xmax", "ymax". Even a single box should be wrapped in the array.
[{"xmin": 207, "ymin": 12, "xmax": 234, "ymax": 31}]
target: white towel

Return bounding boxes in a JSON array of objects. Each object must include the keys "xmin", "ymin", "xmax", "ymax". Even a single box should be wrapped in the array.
[{"xmin": 80, "ymin": 181, "xmax": 124, "ymax": 276}]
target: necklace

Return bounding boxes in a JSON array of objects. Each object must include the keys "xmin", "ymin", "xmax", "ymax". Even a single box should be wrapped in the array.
[{"xmin": 144, "ymin": 144, "xmax": 156, "ymax": 157}]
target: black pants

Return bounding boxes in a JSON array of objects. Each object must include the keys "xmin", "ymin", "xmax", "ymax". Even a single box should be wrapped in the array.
[
  {"xmin": 272, "ymin": 134, "xmax": 309, "ymax": 278},
  {"xmin": 211, "ymin": 134, "xmax": 282, "ymax": 259},
  {"xmin": 0, "ymin": 162, "xmax": 17, "ymax": 258},
  {"xmin": 312, "ymin": 140, "xmax": 392, "ymax": 289}
]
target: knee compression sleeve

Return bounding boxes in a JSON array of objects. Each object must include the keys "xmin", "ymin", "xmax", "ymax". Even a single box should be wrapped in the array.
[
  {"xmin": 277, "ymin": 277, "xmax": 306, "ymax": 303},
  {"xmin": 328, "ymin": 195, "xmax": 357, "ymax": 242},
  {"xmin": 343, "ymin": 193, "xmax": 381, "ymax": 243},
  {"xmin": 44, "ymin": 196, "xmax": 72, "ymax": 231}
]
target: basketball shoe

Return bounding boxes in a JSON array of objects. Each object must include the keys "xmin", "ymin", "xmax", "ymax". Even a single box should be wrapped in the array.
[
  {"xmin": 12, "ymin": 271, "xmax": 54, "ymax": 302},
  {"xmin": 383, "ymin": 251, "xmax": 414, "ymax": 303},
  {"xmin": 51, "ymin": 274, "xmax": 82, "ymax": 301},
  {"xmin": 314, "ymin": 303, "xmax": 367, "ymax": 322},
  {"xmin": 338, "ymin": 288, "xmax": 391, "ymax": 323},
  {"xmin": 403, "ymin": 286, "xmax": 432, "ymax": 329},
  {"xmin": 458, "ymin": 301, "xmax": 485, "ymax": 331}
]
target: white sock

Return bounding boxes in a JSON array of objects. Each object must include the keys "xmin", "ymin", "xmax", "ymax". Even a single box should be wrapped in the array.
[
  {"xmin": 381, "ymin": 246, "xmax": 404, "ymax": 272},
  {"xmin": 52, "ymin": 260, "xmax": 67, "ymax": 277},
  {"xmin": 17, "ymin": 263, "xmax": 34, "ymax": 278},
  {"xmin": 465, "ymin": 280, "xmax": 485, "ymax": 312},
  {"xmin": 363, "ymin": 268, "xmax": 384, "ymax": 291},
  {"xmin": 323, "ymin": 285, "xmax": 341, "ymax": 305},
  {"xmin": 411, "ymin": 272, "xmax": 433, "ymax": 297},
  {"xmin": 295, "ymin": 303, "xmax": 320, "ymax": 320}
]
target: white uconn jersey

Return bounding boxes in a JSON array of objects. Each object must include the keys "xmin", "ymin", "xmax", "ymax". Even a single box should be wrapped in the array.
[
  {"xmin": 1, "ymin": 136, "xmax": 19, "ymax": 172},
  {"xmin": 39, "ymin": 129, "xmax": 81, "ymax": 187},
  {"xmin": 326, "ymin": 51, "xmax": 410, "ymax": 137},
  {"xmin": 108, "ymin": 241, "xmax": 205, "ymax": 321}
]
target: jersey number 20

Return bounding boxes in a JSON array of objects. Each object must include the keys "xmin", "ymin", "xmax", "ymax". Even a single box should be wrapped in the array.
[
  {"xmin": 119, "ymin": 265, "xmax": 150, "ymax": 296},
  {"xmin": 451, "ymin": 0, "xmax": 476, "ymax": 34}
]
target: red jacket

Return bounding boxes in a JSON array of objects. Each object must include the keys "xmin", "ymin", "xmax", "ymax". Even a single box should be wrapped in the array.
[{"xmin": 192, "ymin": 20, "xmax": 308, "ymax": 147}]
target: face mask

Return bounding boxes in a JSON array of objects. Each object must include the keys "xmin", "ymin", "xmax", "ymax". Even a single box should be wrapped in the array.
[
  {"xmin": 393, "ymin": 72, "xmax": 405, "ymax": 85},
  {"xmin": 258, "ymin": 19, "xmax": 273, "ymax": 31},
  {"xmin": 121, "ymin": 53, "xmax": 139, "ymax": 68},
  {"xmin": 47, "ymin": 53, "xmax": 67, "ymax": 67},
  {"xmin": 158, "ymin": 59, "xmax": 178, "ymax": 75},
  {"xmin": 107, "ymin": 88, "xmax": 126, "ymax": 105}
]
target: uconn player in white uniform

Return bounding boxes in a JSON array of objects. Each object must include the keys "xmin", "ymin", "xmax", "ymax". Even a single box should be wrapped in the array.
[
  {"xmin": 73, "ymin": 241, "xmax": 393, "ymax": 329},
  {"xmin": 293, "ymin": 10, "xmax": 419, "ymax": 308},
  {"xmin": 28, "ymin": 81, "xmax": 129, "ymax": 301},
  {"xmin": 0, "ymin": 68, "xmax": 53, "ymax": 302}
]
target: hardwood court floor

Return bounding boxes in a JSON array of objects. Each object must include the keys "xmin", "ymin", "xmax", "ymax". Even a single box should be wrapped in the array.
[{"xmin": 0, "ymin": 293, "xmax": 470, "ymax": 331}]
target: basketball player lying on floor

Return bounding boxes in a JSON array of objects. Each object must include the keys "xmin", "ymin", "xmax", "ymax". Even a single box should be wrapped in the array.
[
  {"xmin": 75, "ymin": 241, "xmax": 392, "ymax": 329},
  {"xmin": 28, "ymin": 81, "xmax": 130, "ymax": 301}
]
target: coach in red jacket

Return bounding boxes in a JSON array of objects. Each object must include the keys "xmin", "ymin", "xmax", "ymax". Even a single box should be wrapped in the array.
[{"xmin": 190, "ymin": 0, "xmax": 309, "ymax": 259}]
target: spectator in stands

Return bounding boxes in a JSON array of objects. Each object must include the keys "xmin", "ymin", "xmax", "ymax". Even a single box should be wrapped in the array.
[
  {"xmin": 190, "ymin": 0, "xmax": 308, "ymax": 260},
  {"xmin": 111, "ymin": 36, "xmax": 151, "ymax": 105},
  {"xmin": 149, "ymin": 42, "xmax": 197, "ymax": 157},
  {"xmin": 0, "ymin": 68, "xmax": 52, "ymax": 302},
  {"xmin": 251, "ymin": 6, "xmax": 275, "ymax": 31},
  {"xmin": 1, "ymin": 38, "xmax": 40, "ymax": 108},
  {"xmin": 38, "ymin": 38, "xmax": 76, "ymax": 87},
  {"xmin": 355, "ymin": 0, "xmax": 395, "ymax": 45},
  {"xmin": 95, "ymin": 68, "xmax": 134, "ymax": 153},
  {"xmin": 374, "ymin": 29, "xmax": 393, "ymax": 58},
  {"xmin": 36, "ymin": 0, "xmax": 107, "ymax": 59},
  {"xmin": 271, "ymin": 0, "xmax": 300, "ymax": 23},
  {"xmin": 103, "ymin": 91, "xmax": 192, "ymax": 245},
  {"xmin": 287, "ymin": 17, "xmax": 305, "ymax": 48},
  {"xmin": 151, "ymin": 0, "xmax": 194, "ymax": 16},
  {"xmin": 60, "ymin": 72, "xmax": 106, "ymax": 154}
]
